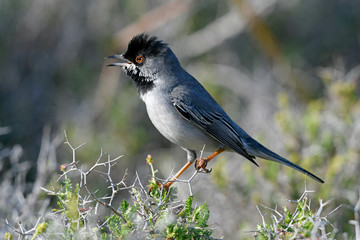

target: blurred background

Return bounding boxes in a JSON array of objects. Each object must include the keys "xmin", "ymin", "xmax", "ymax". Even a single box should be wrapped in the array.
[{"xmin": 1, "ymin": 0, "xmax": 360, "ymax": 238}]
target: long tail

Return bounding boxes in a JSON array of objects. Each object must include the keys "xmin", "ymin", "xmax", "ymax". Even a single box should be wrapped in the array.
[{"xmin": 245, "ymin": 138, "xmax": 324, "ymax": 183}]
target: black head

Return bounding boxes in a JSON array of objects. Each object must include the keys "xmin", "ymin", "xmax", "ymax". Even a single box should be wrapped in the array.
[
  {"xmin": 106, "ymin": 33, "xmax": 175, "ymax": 95},
  {"xmin": 122, "ymin": 33, "xmax": 168, "ymax": 64}
]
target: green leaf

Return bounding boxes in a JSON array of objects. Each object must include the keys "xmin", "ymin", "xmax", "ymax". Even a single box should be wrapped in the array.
[{"xmin": 185, "ymin": 195, "xmax": 193, "ymax": 219}]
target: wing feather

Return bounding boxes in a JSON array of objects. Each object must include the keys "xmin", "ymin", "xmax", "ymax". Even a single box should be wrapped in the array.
[{"xmin": 172, "ymin": 98, "xmax": 258, "ymax": 166}]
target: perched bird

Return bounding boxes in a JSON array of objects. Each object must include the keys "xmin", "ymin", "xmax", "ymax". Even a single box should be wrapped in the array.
[{"xmin": 106, "ymin": 33, "xmax": 324, "ymax": 189}]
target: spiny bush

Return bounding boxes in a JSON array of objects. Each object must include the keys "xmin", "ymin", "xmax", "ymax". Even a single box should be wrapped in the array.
[
  {"xmin": 4, "ymin": 135, "xmax": 215, "ymax": 239},
  {"xmin": 254, "ymin": 190, "xmax": 341, "ymax": 239}
]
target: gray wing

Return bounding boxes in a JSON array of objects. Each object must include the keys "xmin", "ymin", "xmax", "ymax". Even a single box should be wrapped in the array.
[
  {"xmin": 171, "ymin": 96, "xmax": 258, "ymax": 167},
  {"xmin": 170, "ymin": 82, "xmax": 324, "ymax": 183}
]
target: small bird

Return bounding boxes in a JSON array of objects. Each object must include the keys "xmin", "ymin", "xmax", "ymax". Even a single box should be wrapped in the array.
[{"xmin": 106, "ymin": 33, "xmax": 324, "ymax": 189}]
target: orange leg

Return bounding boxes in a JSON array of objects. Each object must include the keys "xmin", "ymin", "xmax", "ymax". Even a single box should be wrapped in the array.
[
  {"xmin": 162, "ymin": 148, "xmax": 225, "ymax": 190},
  {"xmin": 163, "ymin": 161, "xmax": 193, "ymax": 190}
]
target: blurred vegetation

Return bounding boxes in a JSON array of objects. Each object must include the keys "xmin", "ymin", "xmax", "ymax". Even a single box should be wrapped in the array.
[
  {"xmin": 1, "ymin": 0, "xmax": 360, "ymax": 239},
  {"xmin": 273, "ymin": 66, "xmax": 360, "ymax": 235},
  {"xmin": 255, "ymin": 192, "xmax": 338, "ymax": 239}
]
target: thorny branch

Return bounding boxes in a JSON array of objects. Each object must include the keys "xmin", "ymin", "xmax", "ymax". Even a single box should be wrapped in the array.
[
  {"xmin": 253, "ymin": 184, "xmax": 344, "ymax": 240},
  {"xmin": 43, "ymin": 132, "xmax": 206, "ymax": 229},
  {"xmin": 2, "ymin": 215, "xmax": 44, "ymax": 239},
  {"xmin": 60, "ymin": 131, "xmax": 128, "ymax": 223}
]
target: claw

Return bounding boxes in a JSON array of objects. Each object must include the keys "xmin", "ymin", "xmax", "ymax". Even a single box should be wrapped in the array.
[
  {"xmin": 194, "ymin": 159, "xmax": 199, "ymax": 170},
  {"xmin": 195, "ymin": 158, "xmax": 212, "ymax": 173},
  {"xmin": 202, "ymin": 167, "xmax": 212, "ymax": 173}
]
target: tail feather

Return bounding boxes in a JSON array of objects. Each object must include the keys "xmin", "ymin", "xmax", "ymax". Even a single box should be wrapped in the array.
[{"xmin": 245, "ymin": 139, "xmax": 324, "ymax": 183}]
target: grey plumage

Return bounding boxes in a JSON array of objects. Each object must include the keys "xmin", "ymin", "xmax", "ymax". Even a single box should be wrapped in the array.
[{"xmin": 106, "ymin": 33, "xmax": 324, "ymax": 184}]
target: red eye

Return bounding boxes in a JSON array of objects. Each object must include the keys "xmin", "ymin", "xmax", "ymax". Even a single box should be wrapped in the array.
[{"xmin": 135, "ymin": 55, "xmax": 145, "ymax": 64}]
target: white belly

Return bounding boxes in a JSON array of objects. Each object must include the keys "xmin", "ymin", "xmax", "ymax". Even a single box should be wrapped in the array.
[{"xmin": 141, "ymin": 91, "xmax": 220, "ymax": 151}]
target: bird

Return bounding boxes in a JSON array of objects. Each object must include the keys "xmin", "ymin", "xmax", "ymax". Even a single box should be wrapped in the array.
[{"xmin": 106, "ymin": 33, "xmax": 324, "ymax": 190}]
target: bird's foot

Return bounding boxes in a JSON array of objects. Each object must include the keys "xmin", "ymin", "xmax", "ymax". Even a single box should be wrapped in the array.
[{"xmin": 195, "ymin": 158, "xmax": 212, "ymax": 173}]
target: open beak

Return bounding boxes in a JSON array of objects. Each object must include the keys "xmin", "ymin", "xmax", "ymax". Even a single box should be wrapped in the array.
[{"xmin": 105, "ymin": 54, "xmax": 131, "ymax": 66}]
